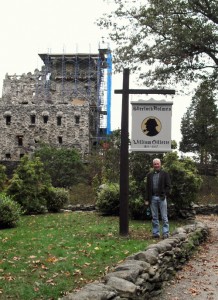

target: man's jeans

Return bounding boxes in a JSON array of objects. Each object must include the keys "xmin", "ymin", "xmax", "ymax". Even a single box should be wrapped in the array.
[{"xmin": 150, "ymin": 195, "xmax": 169, "ymax": 236}]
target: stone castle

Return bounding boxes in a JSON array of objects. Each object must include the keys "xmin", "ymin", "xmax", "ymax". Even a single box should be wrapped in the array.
[{"xmin": 0, "ymin": 49, "xmax": 112, "ymax": 161}]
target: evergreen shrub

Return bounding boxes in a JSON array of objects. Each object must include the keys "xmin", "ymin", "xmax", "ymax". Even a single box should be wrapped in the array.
[
  {"xmin": 6, "ymin": 156, "xmax": 52, "ymax": 214},
  {"xmin": 163, "ymin": 152, "xmax": 202, "ymax": 209},
  {"xmin": 47, "ymin": 187, "xmax": 69, "ymax": 212},
  {"xmin": 0, "ymin": 193, "xmax": 23, "ymax": 228},
  {"xmin": 129, "ymin": 195, "xmax": 147, "ymax": 220},
  {"xmin": 96, "ymin": 180, "xmax": 147, "ymax": 219},
  {"xmin": 96, "ymin": 183, "xmax": 119, "ymax": 215},
  {"xmin": 129, "ymin": 179, "xmax": 147, "ymax": 220}
]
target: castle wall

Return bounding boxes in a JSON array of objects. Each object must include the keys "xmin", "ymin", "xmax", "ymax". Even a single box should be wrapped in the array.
[
  {"xmin": 0, "ymin": 102, "xmax": 90, "ymax": 160},
  {"xmin": 0, "ymin": 54, "xmax": 101, "ymax": 161}
]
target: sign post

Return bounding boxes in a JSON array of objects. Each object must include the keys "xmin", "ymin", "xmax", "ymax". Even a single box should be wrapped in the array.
[
  {"xmin": 115, "ymin": 68, "xmax": 175, "ymax": 236},
  {"xmin": 119, "ymin": 68, "xmax": 130, "ymax": 236}
]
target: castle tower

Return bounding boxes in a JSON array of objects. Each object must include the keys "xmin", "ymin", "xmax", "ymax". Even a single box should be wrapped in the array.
[{"xmin": 0, "ymin": 49, "xmax": 112, "ymax": 161}]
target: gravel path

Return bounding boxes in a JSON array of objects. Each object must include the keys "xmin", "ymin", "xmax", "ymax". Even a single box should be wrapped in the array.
[{"xmin": 152, "ymin": 214, "xmax": 218, "ymax": 300}]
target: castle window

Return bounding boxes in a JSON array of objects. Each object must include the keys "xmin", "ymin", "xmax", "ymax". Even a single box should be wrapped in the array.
[
  {"xmin": 31, "ymin": 115, "xmax": 36, "ymax": 124},
  {"xmin": 57, "ymin": 116, "xmax": 62, "ymax": 126},
  {"xmin": 17, "ymin": 136, "xmax": 23, "ymax": 146},
  {"xmin": 43, "ymin": 116, "xmax": 49, "ymax": 123},
  {"xmin": 58, "ymin": 136, "xmax": 63, "ymax": 144},
  {"xmin": 5, "ymin": 153, "xmax": 11, "ymax": 159},
  {"xmin": 6, "ymin": 116, "xmax": 11, "ymax": 125},
  {"xmin": 42, "ymin": 111, "xmax": 49, "ymax": 123},
  {"xmin": 20, "ymin": 154, "xmax": 24, "ymax": 159},
  {"xmin": 75, "ymin": 116, "xmax": 80, "ymax": 124}
]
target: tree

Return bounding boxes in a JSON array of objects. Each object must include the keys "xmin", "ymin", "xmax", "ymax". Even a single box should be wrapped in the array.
[
  {"xmin": 101, "ymin": 129, "xmax": 122, "ymax": 183},
  {"xmin": 98, "ymin": 0, "xmax": 218, "ymax": 86},
  {"xmin": 180, "ymin": 79, "xmax": 218, "ymax": 165},
  {"xmin": 34, "ymin": 144, "xmax": 86, "ymax": 188},
  {"xmin": 86, "ymin": 130, "xmax": 122, "ymax": 189}
]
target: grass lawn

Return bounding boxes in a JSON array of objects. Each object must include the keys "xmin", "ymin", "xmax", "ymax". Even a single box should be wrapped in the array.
[{"xmin": 0, "ymin": 212, "xmax": 184, "ymax": 299}]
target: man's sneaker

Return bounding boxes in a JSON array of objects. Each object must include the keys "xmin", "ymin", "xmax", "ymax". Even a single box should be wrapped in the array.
[
  {"xmin": 163, "ymin": 234, "xmax": 169, "ymax": 239},
  {"xmin": 152, "ymin": 234, "xmax": 160, "ymax": 239}
]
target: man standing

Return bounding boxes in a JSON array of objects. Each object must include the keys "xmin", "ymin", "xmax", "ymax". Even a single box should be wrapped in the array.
[{"xmin": 145, "ymin": 158, "xmax": 171, "ymax": 239}]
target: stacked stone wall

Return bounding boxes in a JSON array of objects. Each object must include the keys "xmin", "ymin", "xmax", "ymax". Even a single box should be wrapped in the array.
[
  {"xmin": 60, "ymin": 221, "xmax": 208, "ymax": 300},
  {"xmin": 58, "ymin": 203, "xmax": 217, "ymax": 299}
]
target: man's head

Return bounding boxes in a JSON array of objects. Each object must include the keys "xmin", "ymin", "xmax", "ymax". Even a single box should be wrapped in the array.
[
  {"xmin": 146, "ymin": 118, "xmax": 158, "ymax": 129},
  {"xmin": 153, "ymin": 158, "xmax": 161, "ymax": 171}
]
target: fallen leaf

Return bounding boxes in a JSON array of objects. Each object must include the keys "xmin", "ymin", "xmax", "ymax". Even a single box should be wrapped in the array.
[{"xmin": 46, "ymin": 256, "xmax": 59, "ymax": 263}]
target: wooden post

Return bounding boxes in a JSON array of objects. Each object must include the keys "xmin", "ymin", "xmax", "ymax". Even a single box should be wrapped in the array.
[{"xmin": 119, "ymin": 68, "xmax": 130, "ymax": 236}]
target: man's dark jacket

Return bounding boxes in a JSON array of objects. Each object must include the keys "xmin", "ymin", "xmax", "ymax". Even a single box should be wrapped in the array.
[{"xmin": 146, "ymin": 169, "xmax": 171, "ymax": 204}]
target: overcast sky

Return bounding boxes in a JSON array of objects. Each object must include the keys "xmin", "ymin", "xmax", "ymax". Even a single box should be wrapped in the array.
[{"xmin": 0, "ymin": 0, "xmax": 192, "ymax": 147}]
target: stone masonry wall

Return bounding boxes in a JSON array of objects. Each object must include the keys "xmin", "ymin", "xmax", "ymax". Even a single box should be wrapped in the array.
[
  {"xmin": 60, "ymin": 221, "xmax": 208, "ymax": 300},
  {"xmin": 0, "ymin": 103, "xmax": 89, "ymax": 160},
  {"xmin": 0, "ymin": 58, "xmax": 98, "ymax": 160},
  {"xmin": 1, "ymin": 68, "xmax": 97, "ymax": 106}
]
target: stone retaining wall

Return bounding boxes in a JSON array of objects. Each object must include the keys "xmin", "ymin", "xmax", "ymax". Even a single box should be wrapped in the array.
[
  {"xmin": 64, "ymin": 203, "xmax": 218, "ymax": 218},
  {"xmin": 193, "ymin": 204, "xmax": 218, "ymax": 215},
  {"xmin": 60, "ymin": 221, "xmax": 208, "ymax": 300},
  {"xmin": 168, "ymin": 204, "xmax": 218, "ymax": 219}
]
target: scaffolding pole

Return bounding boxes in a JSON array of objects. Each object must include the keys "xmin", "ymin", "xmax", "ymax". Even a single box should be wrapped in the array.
[{"xmin": 106, "ymin": 49, "xmax": 112, "ymax": 134}]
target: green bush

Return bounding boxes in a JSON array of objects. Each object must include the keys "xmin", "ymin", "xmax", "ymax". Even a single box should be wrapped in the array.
[
  {"xmin": 6, "ymin": 156, "xmax": 52, "ymax": 214},
  {"xmin": 96, "ymin": 180, "xmax": 148, "ymax": 219},
  {"xmin": 0, "ymin": 194, "xmax": 23, "ymax": 228},
  {"xmin": 129, "ymin": 195, "xmax": 147, "ymax": 220},
  {"xmin": 163, "ymin": 152, "xmax": 202, "ymax": 209},
  {"xmin": 47, "ymin": 188, "xmax": 69, "ymax": 212},
  {"xmin": 96, "ymin": 183, "xmax": 120, "ymax": 215}
]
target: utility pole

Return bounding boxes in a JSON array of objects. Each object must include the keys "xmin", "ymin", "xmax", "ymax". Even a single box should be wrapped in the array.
[{"xmin": 115, "ymin": 68, "xmax": 175, "ymax": 236}]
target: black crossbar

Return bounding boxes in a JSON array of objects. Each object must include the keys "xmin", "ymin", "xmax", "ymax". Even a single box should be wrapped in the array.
[{"xmin": 115, "ymin": 89, "xmax": 175, "ymax": 95}]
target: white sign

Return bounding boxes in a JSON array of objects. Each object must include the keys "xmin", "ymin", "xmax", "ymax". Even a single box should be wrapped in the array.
[{"xmin": 130, "ymin": 98, "xmax": 173, "ymax": 152}]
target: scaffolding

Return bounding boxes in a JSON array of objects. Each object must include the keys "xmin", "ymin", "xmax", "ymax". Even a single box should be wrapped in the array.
[
  {"xmin": 38, "ymin": 48, "xmax": 112, "ymax": 142},
  {"xmin": 106, "ymin": 50, "xmax": 112, "ymax": 134}
]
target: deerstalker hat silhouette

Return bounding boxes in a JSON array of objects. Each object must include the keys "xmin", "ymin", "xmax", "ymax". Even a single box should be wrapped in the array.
[{"xmin": 146, "ymin": 118, "xmax": 158, "ymax": 126}]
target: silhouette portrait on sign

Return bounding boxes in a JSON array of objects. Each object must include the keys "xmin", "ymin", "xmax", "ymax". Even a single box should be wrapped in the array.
[{"xmin": 143, "ymin": 118, "xmax": 160, "ymax": 136}]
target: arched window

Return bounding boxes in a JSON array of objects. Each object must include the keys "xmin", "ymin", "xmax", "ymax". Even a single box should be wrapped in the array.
[
  {"xmin": 43, "ymin": 116, "xmax": 49, "ymax": 124},
  {"xmin": 6, "ymin": 116, "xmax": 11, "ymax": 125},
  {"xmin": 31, "ymin": 115, "xmax": 36, "ymax": 124},
  {"xmin": 75, "ymin": 115, "xmax": 80, "ymax": 124},
  {"xmin": 57, "ymin": 116, "xmax": 62, "ymax": 126},
  {"xmin": 17, "ymin": 136, "xmax": 23, "ymax": 146}
]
